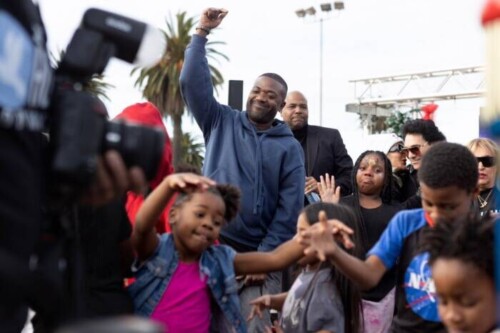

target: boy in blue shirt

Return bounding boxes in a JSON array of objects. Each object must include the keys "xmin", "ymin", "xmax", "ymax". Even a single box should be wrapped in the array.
[{"xmin": 300, "ymin": 142, "xmax": 478, "ymax": 333}]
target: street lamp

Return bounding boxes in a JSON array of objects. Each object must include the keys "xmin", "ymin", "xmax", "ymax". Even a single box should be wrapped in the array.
[{"xmin": 295, "ymin": 2, "xmax": 344, "ymax": 126}]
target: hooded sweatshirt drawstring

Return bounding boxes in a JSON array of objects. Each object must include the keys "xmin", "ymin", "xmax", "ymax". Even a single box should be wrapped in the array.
[{"xmin": 252, "ymin": 132, "xmax": 263, "ymax": 215}]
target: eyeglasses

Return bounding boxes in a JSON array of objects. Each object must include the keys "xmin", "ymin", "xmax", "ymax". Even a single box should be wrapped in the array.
[
  {"xmin": 476, "ymin": 156, "xmax": 496, "ymax": 168},
  {"xmin": 401, "ymin": 144, "xmax": 426, "ymax": 155},
  {"xmin": 388, "ymin": 143, "xmax": 404, "ymax": 153}
]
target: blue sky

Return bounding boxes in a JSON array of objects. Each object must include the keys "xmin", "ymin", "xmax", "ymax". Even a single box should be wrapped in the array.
[{"xmin": 39, "ymin": 0, "xmax": 484, "ymax": 158}]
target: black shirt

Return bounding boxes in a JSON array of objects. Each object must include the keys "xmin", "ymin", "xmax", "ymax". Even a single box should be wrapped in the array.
[
  {"xmin": 292, "ymin": 125, "xmax": 308, "ymax": 171},
  {"xmin": 473, "ymin": 188, "xmax": 496, "ymax": 217},
  {"xmin": 341, "ymin": 196, "xmax": 401, "ymax": 301},
  {"xmin": 399, "ymin": 167, "xmax": 419, "ymax": 202}
]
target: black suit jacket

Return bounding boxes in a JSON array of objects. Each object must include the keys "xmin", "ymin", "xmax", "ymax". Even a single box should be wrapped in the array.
[{"xmin": 304, "ymin": 125, "xmax": 353, "ymax": 196}]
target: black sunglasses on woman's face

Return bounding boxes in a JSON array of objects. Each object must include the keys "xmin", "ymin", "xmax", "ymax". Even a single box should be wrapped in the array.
[{"xmin": 476, "ymin": 156, "xmax": 496, "ymax": 168}]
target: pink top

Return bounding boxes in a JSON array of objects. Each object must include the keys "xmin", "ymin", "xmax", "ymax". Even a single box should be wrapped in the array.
[{"xmin": 151, "ymin": 261, "xmax": 211, "ymax": 333}]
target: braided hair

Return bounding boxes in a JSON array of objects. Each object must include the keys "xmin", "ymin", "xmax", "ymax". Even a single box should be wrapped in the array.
[{"xmin": 350, "ymin": 150, "xmax": 393, "ymax": 253}]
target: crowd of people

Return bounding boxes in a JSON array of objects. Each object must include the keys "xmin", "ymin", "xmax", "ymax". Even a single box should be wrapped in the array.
[{"xmin": 2, "ymin": 2, "xmax": 499, "ymax": 333}]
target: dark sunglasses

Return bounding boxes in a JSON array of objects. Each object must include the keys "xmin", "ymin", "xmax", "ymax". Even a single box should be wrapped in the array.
[
  {"xmin": 476, "ymin": 156, "xmax": 496, "ymax": 168},
  {"xmin": 388, "ymin": 143, "xmax": 404, "ymax": 153},
  {"xmin": 401, "ymin": 144, "xmax": 424, "ymax": 155}
]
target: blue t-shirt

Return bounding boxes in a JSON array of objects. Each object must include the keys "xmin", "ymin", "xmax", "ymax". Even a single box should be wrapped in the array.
[{"xmin": 368, "ymin": 209, "xmax": 445, "ymax": 333}]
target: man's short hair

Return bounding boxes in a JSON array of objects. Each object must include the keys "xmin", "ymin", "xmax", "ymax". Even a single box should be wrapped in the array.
[
  {"xmin": 418, "ymin": 142, "xmax": 478, "ymax": 193},
  {"xmin": 259, "ymin": 73, "xmax": 288, "ymax": 97},
  {"xmin": 402, "ymin": 119, "xmax": 446, "ymax": 143}
]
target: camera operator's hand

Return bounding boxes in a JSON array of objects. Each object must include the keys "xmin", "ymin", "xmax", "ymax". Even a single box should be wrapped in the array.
[
  {"xmin": 81, "ymin": 150, "xmax": 147, "ymax": 206},
  {"xmin": 196, "ymin": 8, "xmax": 228, "ymax": 36}
]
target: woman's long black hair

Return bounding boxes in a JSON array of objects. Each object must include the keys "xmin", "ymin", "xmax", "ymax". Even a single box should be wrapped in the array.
[
  {"xmin": 303, "ymin": 202, "xmax": 364, "ymax": 333},
  {"xmin": 350, "ymin": 150, "xmax": 393, "ymax": 253}
]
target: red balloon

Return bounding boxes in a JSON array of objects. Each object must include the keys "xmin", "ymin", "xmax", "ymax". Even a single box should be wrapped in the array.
[
  {"xmin": 482, "ymin": 0, "xmax": 500, "ymax": 25},
  {"xmin": 421, "ymin": 103, "xmax": 438, "ymax": 120}
]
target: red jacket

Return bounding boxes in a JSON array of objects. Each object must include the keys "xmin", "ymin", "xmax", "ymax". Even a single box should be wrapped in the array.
[{"xmin": 114, "ymin": 102, "xmax": 174, "ymax": 233}]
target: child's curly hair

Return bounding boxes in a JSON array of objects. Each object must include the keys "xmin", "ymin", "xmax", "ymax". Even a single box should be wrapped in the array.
[
  {"xmin": 422, "ymin": 212, "xmax": 494, "ymax": 279},
  {"xmin": 215, "ymin": 184, "xmax": 240, "ymax": 222},
  {"xmin": 173, "ymin": 184, "xmax": 241, "ymax": 223}
]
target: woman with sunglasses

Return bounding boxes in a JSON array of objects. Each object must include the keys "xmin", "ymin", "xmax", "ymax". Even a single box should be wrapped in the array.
[{"xmin": 467, "ymin": 138, "xmax": 498, "ymax": 216}]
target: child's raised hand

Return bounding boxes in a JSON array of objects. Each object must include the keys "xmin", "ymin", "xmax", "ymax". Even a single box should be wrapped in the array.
[
  {"xmin": 318, "ymin": 173, "xmax": 340, "ymax": 204},
  {"xmin": 299, "ymin": 211, "xmax": 355, "ymax": 261},
  {"xmin": 165, "ymin": 173, "xmax": 216, "ymax": 193},
  {"xmin": 248, "ymin": 295, "xmax": 272, "ymax": 320}
]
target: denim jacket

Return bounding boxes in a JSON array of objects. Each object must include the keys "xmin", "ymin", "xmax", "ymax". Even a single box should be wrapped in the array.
[{"xmin": 128, "ymin": 233, "xmax": 246, "ymax": 333}]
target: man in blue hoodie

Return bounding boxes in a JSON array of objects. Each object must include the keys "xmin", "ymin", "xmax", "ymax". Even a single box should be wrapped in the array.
[{"xmin": 180, "ymin": 7, "xmax": 305, "ymax": 331}]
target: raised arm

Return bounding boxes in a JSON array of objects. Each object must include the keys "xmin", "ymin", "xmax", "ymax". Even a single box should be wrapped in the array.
[
  {"xmin": 234, "ymin": 214, "xmax": 355, "ymax": 276},
  {"xmin": 179, "ymin": 8, "xmax": 229, "ymax": 136},
  {"xmin": 233, "ymin": 236, "xmax": 304, "ymax": 275},
  {"xmin": 300, "ymin": 213, "xmax": 387, "ymax": 290},
  {"xmin": 132, "ymin": 173, "xmax": 215, "ymax": 261}
]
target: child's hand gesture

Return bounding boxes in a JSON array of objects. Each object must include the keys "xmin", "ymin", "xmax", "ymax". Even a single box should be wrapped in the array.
[
  {"xmin": 318, "ymin": 173, "xmax": 340, "ymax": 204},
  {"xmin": 247, "ymin": 295, "xmax": 272, "ymax": 320},
  {"xmin": 264, "ymin": 322, "xmax": 283, "ymax": 333},
  {"xmin": 164, "ymin": 173, "xmax": 216, "ymax": 193},
  {"xmin": 298, "ymin": 211, "xmax": 355, "ymax": 261}
]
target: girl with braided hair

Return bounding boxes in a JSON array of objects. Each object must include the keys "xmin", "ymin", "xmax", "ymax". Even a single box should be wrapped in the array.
[{"xmin": 321, "ymin": 150, "xmax": 403, "ymax": 333}]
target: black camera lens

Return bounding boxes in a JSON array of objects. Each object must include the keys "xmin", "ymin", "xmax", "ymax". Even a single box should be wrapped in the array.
[{"xmin": 104, "ymin": 121, "xmax": 165, "ymax": 181}]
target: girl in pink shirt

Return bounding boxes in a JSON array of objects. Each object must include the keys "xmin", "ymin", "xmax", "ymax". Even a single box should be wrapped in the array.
[{"xmin": 130, "ymin": 173, "xmax": 354, "ymax": 333}]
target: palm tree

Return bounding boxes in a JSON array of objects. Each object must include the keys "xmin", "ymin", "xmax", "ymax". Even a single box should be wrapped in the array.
[
  {"xmin": 180, "ymin": 132, "xmax": 205, "ymax": 171},
  {"xmin": 133, "ymin": 11, "xmax": 228, "ymax": 168}
]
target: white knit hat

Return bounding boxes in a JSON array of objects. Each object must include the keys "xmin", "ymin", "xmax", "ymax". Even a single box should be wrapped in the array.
[{"xmin": 366, "ymin": 133, "xmax": 404, "ymax": 154}]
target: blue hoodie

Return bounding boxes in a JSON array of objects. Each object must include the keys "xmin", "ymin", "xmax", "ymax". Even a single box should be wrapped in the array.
[{"xmin": 180, "ymin": 35, "xmax": 305, "ymax": 252}]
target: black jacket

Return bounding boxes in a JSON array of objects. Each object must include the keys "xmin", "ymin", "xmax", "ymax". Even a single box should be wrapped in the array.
[{"xmin": 303, "ymin": 125, "xmax": 353, "ymax": 196}]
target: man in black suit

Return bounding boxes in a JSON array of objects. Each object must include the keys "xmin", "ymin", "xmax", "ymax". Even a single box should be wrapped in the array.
[{"xmin": 280, "ymin": 91, "xmax": 353, "ymax": 199}]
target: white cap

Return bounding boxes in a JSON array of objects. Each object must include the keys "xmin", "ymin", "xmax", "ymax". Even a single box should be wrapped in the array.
[{"xmin": 366, "ymin": 133, "xmax": 404, "ymax": 154}]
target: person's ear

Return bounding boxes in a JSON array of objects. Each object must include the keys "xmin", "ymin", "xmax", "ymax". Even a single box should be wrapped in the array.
[
  {"xmin": 279, "ymin": 100, "xmax": 286, "ymax": 112},
  {"xmin": 169, "ymin": 208, "xmax": 178, "ymax": 225},
  {"xmin": 279, "ymin": 101, "xmax": 286, "ymax": 113}
]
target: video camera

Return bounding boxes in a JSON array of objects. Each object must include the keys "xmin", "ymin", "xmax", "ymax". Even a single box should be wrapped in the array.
[{"xmin": 50, "ymin": 8, "xmax": 166, "ymax": 201}]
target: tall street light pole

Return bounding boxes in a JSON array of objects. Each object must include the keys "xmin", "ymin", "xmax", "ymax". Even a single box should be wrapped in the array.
[{"xmin": 296, "ymin": 2, "xmax": 345, "ymax": 126}]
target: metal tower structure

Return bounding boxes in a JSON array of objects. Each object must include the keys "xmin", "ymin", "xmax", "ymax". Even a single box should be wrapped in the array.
[{"xmin": 345, "ymin": 66, "xmax": 485, "ymax": 133}]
